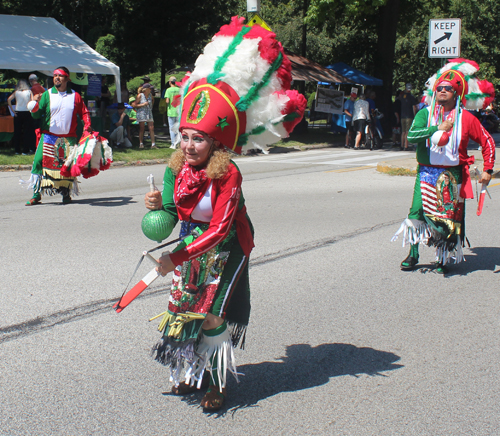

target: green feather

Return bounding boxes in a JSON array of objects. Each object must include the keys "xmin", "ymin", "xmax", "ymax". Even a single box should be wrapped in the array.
[
  {"xmin": 237, "ymin": 111, "xmax": 298, "ymax": 147},
  {"xmin": 237, "ymin": 125, "xmax": 266, "ymax": 146},
  {"xmin": 465, "ymin": 92, "xmax": 489, "ymax": 101},
  {"xmin": 207, "ymin": 26, "xmax": 252, "ymax": 85},
  {"xmin": 282, "ymin": 112, "xmax": 299, "ymax": 122},
  {"xmin": 236, "ymin": 52, "xmax": 283, "ymax": 112}
]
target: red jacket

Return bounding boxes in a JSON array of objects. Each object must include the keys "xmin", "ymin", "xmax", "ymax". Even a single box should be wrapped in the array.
[{"xmin": 166, "ymin": 162, "xmax": 254, "ymax": 266}]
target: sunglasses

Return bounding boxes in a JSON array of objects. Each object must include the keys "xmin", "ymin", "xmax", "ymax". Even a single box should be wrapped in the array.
[{"xmin": 436, "ymin": 86, "xmax": 454, "ymax": 92}]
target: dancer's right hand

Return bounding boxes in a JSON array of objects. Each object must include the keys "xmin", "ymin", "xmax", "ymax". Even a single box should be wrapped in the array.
[
  {"xmin": 439, "ymin": 119, "xmax": 454, "ymax": 132},
  {"xmin": 145, "ymin": 191, "xmax": 162, "ymax": 210}
]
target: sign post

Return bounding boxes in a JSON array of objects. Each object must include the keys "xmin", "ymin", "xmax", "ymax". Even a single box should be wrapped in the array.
[
  {"xmin": 428, "ymin": 19, "xmax": 461, "ymax": 58},
  {"xmin": 247, "ymin": 0, "xmax": 260, "ymax": 12}
]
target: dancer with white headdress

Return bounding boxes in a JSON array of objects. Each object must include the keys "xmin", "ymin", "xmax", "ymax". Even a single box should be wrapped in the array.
[{"xmin": 143, "ymin": 16, "xmax": 306, "ymax": 411}]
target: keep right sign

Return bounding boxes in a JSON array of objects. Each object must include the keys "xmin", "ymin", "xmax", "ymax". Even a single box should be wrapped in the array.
[{"xmin": 428, "ymin": 19, "xmax": 461, "ymax": 58}]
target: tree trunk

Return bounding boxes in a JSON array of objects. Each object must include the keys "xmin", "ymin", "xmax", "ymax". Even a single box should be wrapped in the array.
[
  {"xmin": 302, "ymin": 0, "xmax": 308, "ymax": 57},
  {"xmin": 373, "ymin": 0, "xmax": 400, "ymax": 135},
  {"xmin": 161, "ymin": 55, "xmax": 166, "ymax": 97},
  {"xmin": 298, "ymin": 0, "xmax": 309, "ymax": 96}
]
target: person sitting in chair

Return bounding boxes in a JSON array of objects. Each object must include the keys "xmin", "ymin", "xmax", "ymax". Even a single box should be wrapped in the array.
[{"xmin": 109, "ymin": 102, "xmax": 132, "ymax": 148}]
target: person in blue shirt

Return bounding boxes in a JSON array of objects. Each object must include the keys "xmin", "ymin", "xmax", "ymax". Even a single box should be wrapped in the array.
[
  {"xmin": 109, "ymin": 102, "xmax": 132, "ymax": 148},
  {"xmin": 343, "ymin": 93, "xmax": 356, "ymax": 148},
  {"xmin": 366, "ymin": 91, "xmax": 376, "ymax": 115}
]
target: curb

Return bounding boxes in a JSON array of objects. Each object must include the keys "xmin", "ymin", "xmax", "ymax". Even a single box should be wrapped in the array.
[
  {"xmin": 0, "ymin": 159, "xmax": 171, "ymax": 172},
  {"xmin": 0, "ymin": 144, "xmax": 336, "ymax": 171}
]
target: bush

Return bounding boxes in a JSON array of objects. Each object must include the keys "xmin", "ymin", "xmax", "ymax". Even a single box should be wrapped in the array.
[
  {"xmin": 307, "ymin": 92, "xmax": 316, "ymax": 109},
  {"xmin": 126, "ymin": 71, "xmax": 187, "ymax": 97}
]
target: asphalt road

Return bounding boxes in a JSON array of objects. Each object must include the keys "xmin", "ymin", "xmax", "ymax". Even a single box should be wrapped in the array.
[{"xmin": 1, "ymin": 149, "xmax": 499, "ymax": 435}]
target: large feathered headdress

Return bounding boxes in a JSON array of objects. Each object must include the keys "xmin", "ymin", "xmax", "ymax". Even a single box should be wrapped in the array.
[
  {"xmin": 177, "ymin": 16, "xmax": 307, "ymax": 154},
  {"xmin": 424, "ymin": 58, "xmax": 495, "ymax": 110}
]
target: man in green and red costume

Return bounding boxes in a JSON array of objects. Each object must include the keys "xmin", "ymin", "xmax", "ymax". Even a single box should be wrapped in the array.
[
  {"xmin": 24, "ymin": 66, "xmax": 91, "ymax": 205},
  {"xmin": 392, "ymin": 59, "xmax": 495, "ymax": 273}
]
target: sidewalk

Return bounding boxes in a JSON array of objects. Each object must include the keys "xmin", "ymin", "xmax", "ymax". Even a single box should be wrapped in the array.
[{"xmin": 377, "ymin": 133, "xmax": 500, "ymax": 178}]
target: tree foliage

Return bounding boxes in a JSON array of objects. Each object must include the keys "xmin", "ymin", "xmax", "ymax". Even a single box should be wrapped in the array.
[
  {"xmin": 395, "ymin": 0, "xmax": 500, "ymax": 93},
  {"xmin": 306, "ymin": 0, "xmax": 386, "ymax": 22},
  {"xmin": 261, "ymin": 0, "xmax": 338, "ymax": 66}
]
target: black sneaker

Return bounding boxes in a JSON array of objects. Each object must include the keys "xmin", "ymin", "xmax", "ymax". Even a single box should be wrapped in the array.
[
  {"xmin": 435, "ymin": 262, "xmax": 448, "ymax": 274},
  {"xmin": 401, "ymin": 255, "xmax": 418, "ymax": 271}
]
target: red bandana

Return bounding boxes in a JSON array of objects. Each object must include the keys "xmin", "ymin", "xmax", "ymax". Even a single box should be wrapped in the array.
[
  {"xmin": 53, "ymin": 69, "xmax": 69, "ymax": 77},
  {"xmin": 175, "ymin": 163, "xmax": 208, "ymax": 205}
]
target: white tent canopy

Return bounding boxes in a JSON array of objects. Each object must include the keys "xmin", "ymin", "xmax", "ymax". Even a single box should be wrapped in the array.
[{"xmin": 0, "ymin": 14, "xmax": 121, "ymax": 101}]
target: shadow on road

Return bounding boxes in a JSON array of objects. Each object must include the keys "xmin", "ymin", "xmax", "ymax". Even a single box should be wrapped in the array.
[
  {"xmin": 177, "ymin": 342, "xmax": 403, "ymax": 415},
  {"xmin": 71, "ymin": 196, "xmax": 136, "ymax": 207},
  {"xmin": 444, "ymin": 246, "xmax": 500, "ymax": 277},
  {"xmin": 268, "ymin": 146, "xmax": 301, "ymax": 154},
  {"xmin": 398, "ymin": 247, "xmax": 500, "ymax": 277}
]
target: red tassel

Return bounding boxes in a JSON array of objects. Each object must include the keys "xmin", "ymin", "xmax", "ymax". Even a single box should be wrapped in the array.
[
  {"xmin": 70, "ymin": 164, "xmax": 82, "ymax": 178},
  {"xmin": 75, "ymin": 154, "xmax": 92, "ymax": 169},
  {"xmin": 60, "ymin": 164, "xmax": 71, "ymax": 177},
  {"xmin": 172, "ymin": 94, "xmax": 181, "ymax": 108},
  {"xmin": 100, "ymin": 160, "xmax": 111, "ymax": 171},
  {"xmin": 215, "ymin": 16, "xmax": 245, "ymax": 37},
  {"xmin": 478, "ymin": 79, "xmax": 495, "ymax": 109},
  {"xmin": 247, "ymin": 23, "xmax": 276, "ymax": 40},
  {"xmin": 280, "ymin": 90, "xmax": 307, "ymax": 133}
]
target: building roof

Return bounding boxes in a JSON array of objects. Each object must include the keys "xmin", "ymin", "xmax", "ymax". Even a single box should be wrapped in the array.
[{"xmin": 284, "ymin": 49, "xmax": 353, "ymax": 84}]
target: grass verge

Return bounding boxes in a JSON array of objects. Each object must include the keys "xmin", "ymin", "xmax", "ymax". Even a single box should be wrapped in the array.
[
  {"xmin": 0, "ymin": 126, "xmax": 343, "ymax": 167},
  {"xmin": 376, "ymin": 164, "xmax": 416, "ymax": 176}
]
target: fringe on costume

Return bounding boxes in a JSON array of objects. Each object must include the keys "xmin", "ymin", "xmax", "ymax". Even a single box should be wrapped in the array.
[
  {"xmin": 228, "ymin": 322, "xmax": 247, "ymax": 349},
  {"xmin": 430, "ymin": 235, "xmax": 464, "ymax": 265},
  {"xmin": 185, "ymin": 328, "xmax": 239, "ymax": 391},
  {"xmin": 19, "ymin": 173, "xmax": 41, "ymax": 192},
  {"xmin": 391, "ymin": 218, "xmax": 432, "ymax": 246},
  {"xmin": 151, "ymin": 337, "xmax": 197, "ymax": 370},
  {"xmin": 19, "ymin": 173, "xmax": 80, "ymax": 196},
  {"xmin": 392, "ymin": 218, "xmax": 464, "ymax": 264},
  {"xmin": 152, "ymin": 327, "xmax": 239, "ymax": 391}
]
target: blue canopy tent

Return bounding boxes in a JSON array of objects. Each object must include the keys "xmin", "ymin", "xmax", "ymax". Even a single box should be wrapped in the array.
[
  {"xmin": 325, "ymin": 62, "xmax": 383, "ymax": 86},
  {"xmin": 322, "ymin": 62, "xmax": 383, "ymax": 133}
]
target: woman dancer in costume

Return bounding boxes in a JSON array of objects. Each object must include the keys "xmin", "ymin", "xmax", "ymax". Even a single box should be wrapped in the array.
[{"xmin": 144, "ymin": 16, "xmax": 306, "ymax": 411}]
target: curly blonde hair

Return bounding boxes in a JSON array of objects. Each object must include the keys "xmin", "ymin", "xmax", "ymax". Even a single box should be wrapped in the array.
[{"xmin": 168, "ymin": 147, "xmax": 231, "ymax": 179}]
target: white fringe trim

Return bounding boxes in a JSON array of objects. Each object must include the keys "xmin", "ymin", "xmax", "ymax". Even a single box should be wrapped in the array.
[
  {"xmin": 391, "ymin": 218, "xmax": 431, "ymax": 246},
  {"xmin": 71, "ymin": 179, "xmax": 80, "ymax": 196},
  {"xmin": 19, "ymin": 173, "xmax": 40, "ymax": 191},
  {"xmin": 435, "ymin": 236, "xmax": 464, "ymax": 265},
  {"xmin": 392, "ymin": 219, "xmax": 465, "ymax": 265},
  {"xmin": 170, "ymin": 328, "xmax": 239, "ymax": 393},
  {"xmin": 19, "ymin": 173, "xmax": 79, "ymax": 196}
]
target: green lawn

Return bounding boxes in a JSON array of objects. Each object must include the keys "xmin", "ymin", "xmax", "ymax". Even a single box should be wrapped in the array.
[{"xmin": 0, "ymin": 137, "xmax": 176, "ymax": 166}]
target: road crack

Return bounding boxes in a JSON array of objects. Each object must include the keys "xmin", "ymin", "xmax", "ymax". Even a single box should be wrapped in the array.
[{"xmin": 0, "ymin": 219, "xmax": 400, "ymax": 344}]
